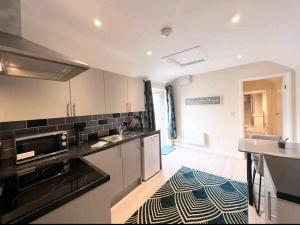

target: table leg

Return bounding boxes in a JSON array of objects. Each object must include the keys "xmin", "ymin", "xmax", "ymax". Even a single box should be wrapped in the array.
[{"xmin": 247, "ymin": 153, "xmax": 254, "ymax": 206}]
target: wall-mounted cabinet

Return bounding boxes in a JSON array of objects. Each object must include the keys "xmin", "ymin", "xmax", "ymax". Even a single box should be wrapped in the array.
[
  {"xmin": 0, "ymin": 68, "xmax": 145, "ymax": 122},
  {"xmin": 0, "ymin": 75, "xmax": 70, "ymax": 122},
  {"xmin": 104, "ymin": 71, "xmax": 128, "ymax": 114},
  {"xmin": 128, "ymin": 77, "xmax": 145, "ymax": 112},
  {"xmin": 70, "ymin": 69, "xmax": 105, "ymax": 116}
]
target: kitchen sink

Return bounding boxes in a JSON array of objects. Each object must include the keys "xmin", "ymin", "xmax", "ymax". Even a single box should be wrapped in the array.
[{"xmin": 100, "ymin": 132, "xmax": 141, "ymax": 143}]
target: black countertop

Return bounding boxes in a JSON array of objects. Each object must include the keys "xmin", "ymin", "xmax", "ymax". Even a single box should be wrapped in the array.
[
  {"xmin": 0, "ymin": 130, "xmax": 160, "ymax": 179},
  {"xmin": 0, "ymin": 157, "xmax": 110, "ymax": 224},
  {"xmin": 264, "ymin": 155, "xmax": 300, "ymax": 204}
]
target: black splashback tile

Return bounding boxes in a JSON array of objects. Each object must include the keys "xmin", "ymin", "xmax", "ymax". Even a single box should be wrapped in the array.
[
  {"xmin": 0, "ymin": 111, "xmax": 145, "ymax": 154},
  {"xmin": 48, "ymin": 118, "xmax": 66, "ymax": 125},
  {"xmin": 0, "ymin": 121, "xmax": 26, "ymax": 131},
  {"xmin": 66, "ymin": 117, "xmax": 80, "ymax": 124},
  {"xmin": 39, "ymin": 126, "xmax": 58, "ymax": 133},
  {"xmin": 113, "ymin": 113, "xmax": 121, "ymax": 118},
  {"xmin": 15, "ymin": 128, "xmax": 39, "ymax": 137},
  {"xmin": 98, "ymin": 119, "xmax": 108, "ymax": 125},
  {"xmin": 27, "ymin": 119, "xmax": 48, "ymax": 128}
]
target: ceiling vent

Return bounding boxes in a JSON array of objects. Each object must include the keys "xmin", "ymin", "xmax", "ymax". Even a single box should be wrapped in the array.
[{"xmin": 162, "ymin": 46, "xmax": 209, "ymax": 67}]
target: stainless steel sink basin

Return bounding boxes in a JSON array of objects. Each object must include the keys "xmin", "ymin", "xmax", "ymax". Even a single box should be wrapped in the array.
[{"xmin": 100, "ymin": 132, "xmax": 141, "ymax": 143}]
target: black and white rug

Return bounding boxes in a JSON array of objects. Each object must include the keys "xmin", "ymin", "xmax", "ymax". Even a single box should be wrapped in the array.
[{"xmin": 126, "ymin": 167, "xmax": 248, "ymax": 224}]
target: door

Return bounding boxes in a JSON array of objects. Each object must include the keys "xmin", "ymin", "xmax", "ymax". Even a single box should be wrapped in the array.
[
  {"xmin": 244, "ymin": 91, "xmax": 267, "ymax": 137},
  {"xmin": 122, "ymin": 139, "xmax": 141, "ymax": 189},
  {"xmin": 70, "ymin": 68, "xmax": 106, "ymax": 116},
  {"xmin": 104, "ymin": 71, "xmax": 128, "ymax": 113},
  {"xmin": 127, "ymin": 77, "xmax": 145, "ymax": 112},
  {"xmin": 0, "ymin": 75, "xmax": 70, "ymax": 121},
  {"xmin": 152, "ymin": 89, "xmax": 168, "ymax": 146},
  {"xmin": 84, "ymin": 146, "xmax": 123, "ymax": 202},
  {"xmin": 142, "ymin": 134, "xmax": 160, "ymax": 181}
]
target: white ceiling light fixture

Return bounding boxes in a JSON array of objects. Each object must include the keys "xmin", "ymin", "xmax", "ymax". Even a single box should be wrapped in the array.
[
  {"xmin": 237, "ymin": 54, "xmax": 243, "ymax": 59},
  {"xmin": 161, "ymin": 27, "xmax": 173, "ymax": 38},
  {"xmin": 231, "ymin": 14, "xmax": 241, "ymax": 24},
  {"xmin": 147, "ymin": 51, "xmax": 153, "ymax": 56},
  {"xmin": 94, "ymin": 19, "xmax": 102, "ymax": 28}
]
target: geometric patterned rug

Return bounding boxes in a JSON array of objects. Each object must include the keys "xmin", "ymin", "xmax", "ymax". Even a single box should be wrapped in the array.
[{"xmin": 126, "ymin": 167, "xmax": 248, "ymax": 224}]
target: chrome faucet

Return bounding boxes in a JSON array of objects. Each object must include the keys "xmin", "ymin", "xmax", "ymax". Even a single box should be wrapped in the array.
[{"xmin": 119, "ymin": 124, "xmax": 125, "ymax": 135}]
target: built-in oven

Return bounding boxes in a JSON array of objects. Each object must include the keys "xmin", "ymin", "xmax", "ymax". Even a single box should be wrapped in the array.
[{"xmin": 15, "ymin": 131, "xmax": 69, "ymax": 164}]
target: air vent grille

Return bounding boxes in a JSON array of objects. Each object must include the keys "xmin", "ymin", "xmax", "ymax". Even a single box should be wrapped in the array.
[{"xmin": 162, "ymin": 46, "xmax": 209, "ymax": 67}]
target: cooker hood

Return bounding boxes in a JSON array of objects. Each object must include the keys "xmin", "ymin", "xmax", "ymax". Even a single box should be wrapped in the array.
[{"xmin": 0, "ymin": 0, "xmax": 89, "ymax": 81}]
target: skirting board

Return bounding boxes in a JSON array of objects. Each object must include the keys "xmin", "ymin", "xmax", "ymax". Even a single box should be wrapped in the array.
[{"xmin": 175, "ymin": 143, "xmax": 245, "ymax": 159}]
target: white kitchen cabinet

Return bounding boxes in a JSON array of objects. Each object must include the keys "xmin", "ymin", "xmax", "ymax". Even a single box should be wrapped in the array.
[
  {"xmin": 84, "ymin": 146, "xmax": 124, "ymax": 204},
  {"xmin": 122, "ymin": 139, "xmax": 141, "ymax": 190},
  {"xmin": 264, "ymin": 158, "xmax": 300, "ymax": 224},
  {"xmin": 70, "ymin": 68, "xmax": 106, "ymax": 116},
  {"xmin": 32, "ymin": 182, "xmax": 111, "ymax": 224},
  {"xmin": 127, "ymin": 77, "xmax": 145, "ymax": 112},
  {"xmin": 104, "ymin": 71, "xmax": 128, "ymax": 113},
  {"xmin": 0, "ymin": 75, "xmax": 70, "ymax": 122}
]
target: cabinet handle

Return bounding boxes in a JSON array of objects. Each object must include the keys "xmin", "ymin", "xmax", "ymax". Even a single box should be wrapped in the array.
[
  {"xmin": 72, "ymin": 103, "xmax": 76, "ymax": 116},
  {"xmin": 67, "ymin": 103, "xmax": 70, "ymax": 117},
  {"xmin": 268, "ymin": 192, "xmax": 277, "ymax": 221}
]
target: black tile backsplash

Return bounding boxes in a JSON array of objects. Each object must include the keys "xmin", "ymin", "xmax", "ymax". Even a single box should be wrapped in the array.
[
  {"xmin": 27, "ymin": 119, "xmax": 48, "ymax": 128},
  {"xmin": 0, "ymin": 112, "xmax": 145, "ymax": 153},
  {"xmin": 113, "ymin": 113, "xmax": 121, "ymax": 118},
  {"xmin": 0, "ymin": 121, "xmax": 26, "ymax": 131},
  {"xmin": 98, "ymin": 119, "xmax": 108, "ymax": 125}
]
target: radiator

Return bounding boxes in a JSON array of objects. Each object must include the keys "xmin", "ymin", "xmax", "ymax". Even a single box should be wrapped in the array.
[{"xmin": 184, "ymin": 132, "xmax": 206, "ymax": 146}]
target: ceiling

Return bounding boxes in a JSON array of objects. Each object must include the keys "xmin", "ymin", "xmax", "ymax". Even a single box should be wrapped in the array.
[{"xmin": 20, "ymin": 0, "xmax": 300, "ymax": 83}]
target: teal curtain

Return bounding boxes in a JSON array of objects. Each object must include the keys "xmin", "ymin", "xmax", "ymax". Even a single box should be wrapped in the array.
[
  {"xmin": 143, "ymin": 80, "xmax": 156, "ymax": 131},
  {"xmin": 166, "ymin": 85, "xmax": 177, "ymax": 139}
]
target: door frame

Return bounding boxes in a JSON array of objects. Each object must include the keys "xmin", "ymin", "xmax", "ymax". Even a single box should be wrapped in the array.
[
  {"xmin": 239, "ymin": 72, "xmax": 293, "ymax": 141},
  {"xmin": 152, "ymin": 87, "xmax": 168, "ymax": 146}
]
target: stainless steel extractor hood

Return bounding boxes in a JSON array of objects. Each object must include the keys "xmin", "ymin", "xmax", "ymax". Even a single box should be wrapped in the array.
[{"xmin": 0, "ymin": 0, "xmax": 89, "ymax": 81}]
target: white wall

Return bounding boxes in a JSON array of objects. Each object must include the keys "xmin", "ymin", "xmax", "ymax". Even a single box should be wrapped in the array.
[
  {"xmin": 296, "ymin": 66, "xmax": 300, "ymax": 142},
  {"xmin": 172, "ymin": 61, "xmax": 295, "ymax": 153}
]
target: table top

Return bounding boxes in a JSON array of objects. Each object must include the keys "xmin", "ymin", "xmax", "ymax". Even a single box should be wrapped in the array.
[{"xmin": 238, "ymin": 138, "xmax": 300, "ymax": 159}]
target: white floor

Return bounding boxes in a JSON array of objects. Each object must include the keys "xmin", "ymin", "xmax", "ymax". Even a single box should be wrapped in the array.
[{"xmin": 111, "ymin": 146, "xmax": 265, "ymax": 224}]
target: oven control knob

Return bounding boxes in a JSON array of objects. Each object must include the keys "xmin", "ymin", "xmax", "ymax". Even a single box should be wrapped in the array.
[
  {"xmin": 62, "ymin": 141, "xmax": 67, "ymax": 146},
  {"xmin": 61, "ymin": 135, "xmax": 67, "ymax": 140}
]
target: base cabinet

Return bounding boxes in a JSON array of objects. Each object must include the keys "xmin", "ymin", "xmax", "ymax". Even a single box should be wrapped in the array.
[
  {"xmin": 84, "ymin": 139, "xmax": 142, "ymax": 205},
  {"xmin": 122, "ymin": 139, "xmax": 141, "ymax": 190},
  {"xmin": 31, "ymin": 182, "xmax": 111, "ymax": 224},
  {"xmin": 84, "ymin": 146, "xmax": 123, "ymax": 203},
  {"xmin": 264, "ymin": 158, "xmax": 300, "ymax": 224}
]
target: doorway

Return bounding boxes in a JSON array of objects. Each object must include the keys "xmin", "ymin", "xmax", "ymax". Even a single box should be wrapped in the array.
[
  {"xmin": 241, "ymin": 75, "xmax": 288, "ymax": 138},
  {"xmin": 152, "ymin": 88, "xmax": 168, "ymax": 148}
]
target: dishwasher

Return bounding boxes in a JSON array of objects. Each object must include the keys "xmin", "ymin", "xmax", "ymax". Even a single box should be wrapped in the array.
[{"xmin": 141, "ymin": 134, "xmax": 161, "ymax": 181}]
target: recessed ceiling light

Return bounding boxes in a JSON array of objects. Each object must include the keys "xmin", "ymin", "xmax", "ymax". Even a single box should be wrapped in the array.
[
  {"xmin": 237, "ymin": 54, "xmax": 243, "ymax": 59},
  {"xmin": 147, "ymin": 51, "xmax": 153, "ymax": 56},
  {"xmin": 231, "ymin": 14, "xmax": 241, "ymax": 24},
  {"xmin": 94, "ymin": 19, "xmax": 102, "ymax": 28}
]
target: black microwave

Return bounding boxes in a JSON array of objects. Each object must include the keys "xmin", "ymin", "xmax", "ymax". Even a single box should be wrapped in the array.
[{"xmin": 15, "ymin": 131, "xmax": 69, "ymax": 164}]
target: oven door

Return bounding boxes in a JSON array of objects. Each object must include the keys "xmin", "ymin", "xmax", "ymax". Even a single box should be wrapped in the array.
[{"xmin": 15, "ymin": 132, "xmax": 68, "ymax": 164}]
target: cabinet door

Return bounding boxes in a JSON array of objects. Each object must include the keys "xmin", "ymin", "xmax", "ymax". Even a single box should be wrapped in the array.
[
  {"xmin": 127, "ymin": 77, "xmax": 145, "ymax": 112},
  {"xmin": 264, "ymin": 159, "xmax": 278, "ymax": 224},
  {"xmin": 104, "ymin": 71, "xmax": 128, "ymax": 113},
  {"xmin": 0, "ymin": 75, "xmax": 70, "ymax": 122},
  {"xmin": 70, "ymin": 69, "xmax": 105, "ymax": 116},
  {"xmin": 122, "ymin": 139, "xmax": 141, "ymax": 190},
  {"xmin": 84, "ymin": 146, "xmax": 123, "ymax": 201}
]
